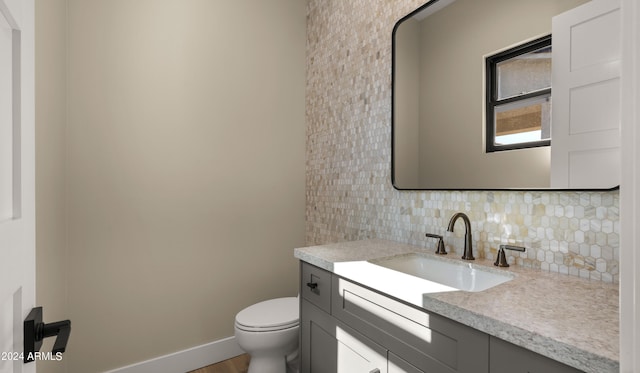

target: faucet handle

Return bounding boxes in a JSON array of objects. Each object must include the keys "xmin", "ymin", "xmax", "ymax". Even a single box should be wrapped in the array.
[
  {"xmin": 494, "ymin": 247, "xmax": 509, "ymax": 267},
  {"xmin": 425, "ymin": 233, "xmax": 447, "ymax": 255},
  {"xmin": 494, "ymin": 245, "xmax": 526, "ymax": 267}
]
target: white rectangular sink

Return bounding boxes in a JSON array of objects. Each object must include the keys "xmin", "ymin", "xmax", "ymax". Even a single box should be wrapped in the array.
[{"xmin": 369, "ymin": 253, "xmax": 514, "ymax": 292}]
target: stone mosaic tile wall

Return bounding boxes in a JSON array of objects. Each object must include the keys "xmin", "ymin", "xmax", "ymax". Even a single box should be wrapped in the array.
[{"xmin": 305, "ymin": 0, "xmax": 619, "ymax": 283}]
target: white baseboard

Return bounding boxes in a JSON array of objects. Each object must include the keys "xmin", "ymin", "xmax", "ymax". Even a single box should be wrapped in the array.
[{"xmin": 104, "ymin": 336, "xmax": 245, "ymax": 373}]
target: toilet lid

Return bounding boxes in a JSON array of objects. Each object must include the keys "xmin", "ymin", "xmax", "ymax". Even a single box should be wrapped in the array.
[{"xmin": 235, "ymin": 297, "xmax": 299, "ymax": 331}]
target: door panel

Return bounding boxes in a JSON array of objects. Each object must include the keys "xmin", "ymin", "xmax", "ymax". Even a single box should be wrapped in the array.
[
  {"xmin": 309, "ymin": 322, "xmax": 337, "ymax": 373},
  {"xmin": 0, "ymin": 0, "xmax": 35, "ymax": 372},
  {"xmin": 302, "ymin": 299, "xmax": 388, "ymax": 373},
  {"xmin": 0, "ymin": 7, "xmax": 13, "ymax": 220},
  {"xmin": 551, "ymin": 0, "xmax": 621, "ymax": 188},
  {"xmin": 335, "ymin": 326, "xmax": 387, "ymax": 373}
]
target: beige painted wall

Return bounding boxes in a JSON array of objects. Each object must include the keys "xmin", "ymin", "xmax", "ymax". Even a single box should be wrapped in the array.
[
  {"xmin": 35, "ymin": 0, "xmax": 68, "ymax": 372},
  {"xmin": 36, "ymin": 1, "xmax": 306, "ymax": 372}
]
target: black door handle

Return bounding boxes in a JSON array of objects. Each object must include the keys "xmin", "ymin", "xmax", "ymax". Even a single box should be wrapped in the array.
[{"xmin": 23, "ymin": 307, "xmax": 71, "ymax": 363}]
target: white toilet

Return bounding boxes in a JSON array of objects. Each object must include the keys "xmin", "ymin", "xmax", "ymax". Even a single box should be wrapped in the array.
[{"xmin": 234, "ymin": 297, "xmax": 299, "ymax": 373}]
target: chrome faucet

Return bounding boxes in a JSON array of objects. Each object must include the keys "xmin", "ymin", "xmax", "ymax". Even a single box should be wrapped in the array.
[{"xmin": 447, "ymin": 212, "xmax": 475, "ymax": 260}]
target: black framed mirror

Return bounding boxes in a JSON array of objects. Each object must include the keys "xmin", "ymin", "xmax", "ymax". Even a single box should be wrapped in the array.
[{"xmin": 391, "ymin": 0, "xmax": 619, "ymax": 190}]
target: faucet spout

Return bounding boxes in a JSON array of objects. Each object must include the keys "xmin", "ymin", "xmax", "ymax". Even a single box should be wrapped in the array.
[{"xmin": 447, "ymin": 212, "xmax": 475, "ymax": 260}]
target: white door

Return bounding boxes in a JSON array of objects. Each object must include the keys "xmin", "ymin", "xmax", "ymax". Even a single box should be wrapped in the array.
[
  {"xmin": 551, "ymin": 0, "xmax": 621, "ymax": 189},
  {"xmin": 0, "ymin": 0, "xmax": 35, "ymax": 372}
]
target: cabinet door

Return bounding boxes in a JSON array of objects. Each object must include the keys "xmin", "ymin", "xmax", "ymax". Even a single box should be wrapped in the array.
[
  {"xmin": 301, "ymin": 261, "xmax": 332, "ymax": 313},
  {"xmin": 307, "ymin": 319, "xmax": 337, "ymax": 373},
  {"xmin": 301, "ymin": 299, "xmax": 388, "ymax": 373},
  {"xmin": 389, "ymin": 352, "xmax": 425, "ymax": 373},
  {"xmin": 335, "ymin": 325, "xmax": 387, "ymax": 373},
  {"xmin": 490, "ymin": 337, "xmax": 583, "ymax": 373}
]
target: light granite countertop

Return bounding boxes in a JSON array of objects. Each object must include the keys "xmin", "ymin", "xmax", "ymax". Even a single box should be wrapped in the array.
[{"xmin": 294, "ymin": 239, "xmax": 619, "ymax": 373}]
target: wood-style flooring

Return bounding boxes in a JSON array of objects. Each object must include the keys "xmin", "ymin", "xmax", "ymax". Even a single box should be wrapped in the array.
[{"xmin": 188, "ymin": 354, "xmax": 250, "ymax": 373}]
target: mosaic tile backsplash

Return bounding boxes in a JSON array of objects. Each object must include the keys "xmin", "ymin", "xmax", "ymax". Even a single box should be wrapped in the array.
[{"xmin": 305, "ymin": 0, "xmax": 619, "ymax": 283}]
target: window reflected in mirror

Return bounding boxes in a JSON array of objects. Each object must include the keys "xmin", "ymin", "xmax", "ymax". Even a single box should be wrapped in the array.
[
  {"xmin": 486, "ymin": 35, "xmax": 552, "ymax": 152},
  {"xmin": 494, "ymin": 95, "xmax": 551, "ymax": 146}
]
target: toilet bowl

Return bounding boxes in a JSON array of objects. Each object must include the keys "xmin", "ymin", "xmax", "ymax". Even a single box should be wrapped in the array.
[{"xmin": 234, "ymin": 297, "xmax": 299, "ymax": 373}]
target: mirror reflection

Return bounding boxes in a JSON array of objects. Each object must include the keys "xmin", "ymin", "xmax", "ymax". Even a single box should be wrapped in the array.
[
  {"xmin": 486, "ymin": 35, "xmax": 552, "ymax": 152},
  {"xmin": 392, "ymin": 0, "xmax": 619, "ymax": 190}
]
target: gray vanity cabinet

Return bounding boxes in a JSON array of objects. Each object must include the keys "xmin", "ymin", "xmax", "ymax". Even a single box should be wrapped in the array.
[
  {"xmin": 489, "ymin": 336, "xmax": 583, "ymax": 373},
  {"xmin": 301, "ymin": 300, "xmax": 388, "ymax": 373},
  {"xmin": 389, "ymin": 352, "xmax": 424, "ymax": 373},
  {"xmin": 300, "ymin": 262, "xmax": 389, "ymax": 373},
  {"xmin": 300, "ymin": 261, "xmax": 583, "ymax": 373},
  {"xmin": 330, "ymin": 269, "xmax": 488, "ymax": 373},
  {"xmin": 300, "ymin": 262, "xmax": 485, "ymax": 373}
]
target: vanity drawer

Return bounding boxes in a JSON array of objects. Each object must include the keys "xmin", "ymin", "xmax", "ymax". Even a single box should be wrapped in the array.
[
  {"xmin": 300, "ymin": 262, "xmax": 332, "ymax": 314},
  {"xmin": 331, "ymin": 276, "xmax": 489, "ymax": 373}
]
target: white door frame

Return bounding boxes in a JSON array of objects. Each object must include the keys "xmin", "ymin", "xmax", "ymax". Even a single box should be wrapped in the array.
[{"xmin": 620, "ymin": 0, "xmax": 639, "ymax": 372}]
